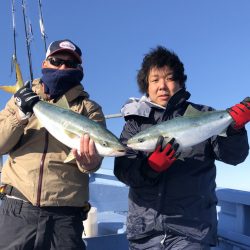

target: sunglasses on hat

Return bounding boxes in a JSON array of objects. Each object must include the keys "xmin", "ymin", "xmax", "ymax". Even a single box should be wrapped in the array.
[{"xmin": 47, "ymin": 57, "xmax": 79, "ymax": 69}]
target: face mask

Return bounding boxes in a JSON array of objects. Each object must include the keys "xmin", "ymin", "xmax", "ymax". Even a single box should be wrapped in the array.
[{"xmin": 41, "ymin": 68, "xmax": 83, "ymax": 99}]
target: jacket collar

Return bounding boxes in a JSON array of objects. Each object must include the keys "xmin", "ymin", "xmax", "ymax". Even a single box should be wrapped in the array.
[
  {"xmin": 64, "ymin": 84, "xmax": 89, "ymax": 103},
  {"xmin": 121, "ymin": 88, "xmax": 191, "ymax": 118},
  {"xmin": 32, "ymin": 78, "xmax": 89, "ymax": 103},
  {"xmin": 165, "ymin": 88, "xmax": 191, "ymax": 113}
]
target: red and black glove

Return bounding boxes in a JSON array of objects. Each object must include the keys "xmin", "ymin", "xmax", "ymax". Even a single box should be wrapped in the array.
[
  {"xmin": 228, "ymin": 97, "xmax": 250, "ymax": 129},
  {"xmin": 148, "ymin": 136, "xmax": 179, "ymax": 172}
]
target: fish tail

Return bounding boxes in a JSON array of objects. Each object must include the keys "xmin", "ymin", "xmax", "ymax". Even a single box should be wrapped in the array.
[
  {"xmin": 0, "ymin": 85, "xmax": 18, "ymax": 94},
  {"xmin": 0, "ymin": 58, "xmax": 24, "ymax": 94},
  {"xmin": 14, "ymin": 58, "xmax": 24, "ymax": 90}
]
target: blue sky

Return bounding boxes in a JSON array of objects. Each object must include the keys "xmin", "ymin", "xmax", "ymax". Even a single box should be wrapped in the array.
[{"xmin": 0, "ymin": 0, "xmax": 249, "ymax": 191}]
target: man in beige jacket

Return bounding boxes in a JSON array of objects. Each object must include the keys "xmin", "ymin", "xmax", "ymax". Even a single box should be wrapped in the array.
[{"xmin": 0, "ymin": 39, "xmax": 105, "ymax": 250}]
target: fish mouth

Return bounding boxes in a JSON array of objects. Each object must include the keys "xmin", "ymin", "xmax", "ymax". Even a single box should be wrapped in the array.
[{"xmin": 111, "ymin": 150, "xmax": 126, "ymax": 157}]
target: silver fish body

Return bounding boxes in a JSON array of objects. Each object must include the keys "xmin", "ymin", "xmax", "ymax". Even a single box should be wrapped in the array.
[
  {"xmin": 33, "ymin": 101, "xmax": 126, "ymax": 157},
  {"xmin": 127, "ymin": 110, "xmax": 233, "ymax": 152}
]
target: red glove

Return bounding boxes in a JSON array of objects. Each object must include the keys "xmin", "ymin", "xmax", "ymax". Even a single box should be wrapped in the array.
[
  {"xmin": 228, "ymin": 97, "xmax": 250, "ymax": 129},
  {"xmin": 148, "ymin": 136, "xmax": 179, "ymax": 172}
]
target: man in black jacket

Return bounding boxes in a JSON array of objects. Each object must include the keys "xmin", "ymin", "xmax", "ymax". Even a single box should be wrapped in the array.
[{"xmin": 114, "ymin": 46, "xmax": 249, "ymax": 250}]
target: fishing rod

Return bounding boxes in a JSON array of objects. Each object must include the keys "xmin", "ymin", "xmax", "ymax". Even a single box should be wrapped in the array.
[
  {"xmin": 38, "ymin": 0, "xmax": 47, "ymax": 53},
  {"xmin": 21, "ymin": 0, "xmax": 34, "ymax": 82},
  {"xmin": 105, "ymin": 113, "xmax": 123, "ymax": 119},
  {"xmin": 10, "ymin": 0, "xmax": 20, "ymax": 81},
  {"xmin": 11, "ymin": 0, "xmax": 17, "ymax": 60}
]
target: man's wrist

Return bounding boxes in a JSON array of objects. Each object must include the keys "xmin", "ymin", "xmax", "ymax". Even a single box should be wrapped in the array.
[
  {"xmin": 227, "ymin": 124, "xmax": 246, "ymax": 135},
  {"xmin": 15, "ymin": 109, "xmax": 31, "ymax": 124},
  {"xmin": 141, "ymin": 159, "xmax": 161, "ymax": 178},
  {"xmin": 77, "ymin": 157, "xmax": 103, "ymax": 173}
]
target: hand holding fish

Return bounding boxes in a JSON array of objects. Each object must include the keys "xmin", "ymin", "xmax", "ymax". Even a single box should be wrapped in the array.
[
  {"xmin": 72, "ymin": 134, "xmax": 103, "ymax": 171},
  {"xmin": 14, "ymin": 86, "xmax": 40, "ymax": 117},
  {"xmin": 228, "ymin": 97, "xmax": 250, "ymax": 129},
  {"xmin": 148, "ymin": 136, "xmax": 179, "ymax": 172}
]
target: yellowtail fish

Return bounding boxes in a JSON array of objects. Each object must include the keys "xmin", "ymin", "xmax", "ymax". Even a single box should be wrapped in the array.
[
  {"xmin": 0, "ymin": 60, "xmax": 126, "ymax": 159},
  {"xmin": 127, "ymin": 105, "xmax": 233, "ymax": 153}
]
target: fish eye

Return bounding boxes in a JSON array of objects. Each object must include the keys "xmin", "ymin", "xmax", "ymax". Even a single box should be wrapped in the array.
[
  {"xmin": 101, "ymin": 141, "xmax": 108, "ymax": 147},
  {"xmin": 138, "ymin": 138, "xmax": 144, "ymax": 143}
]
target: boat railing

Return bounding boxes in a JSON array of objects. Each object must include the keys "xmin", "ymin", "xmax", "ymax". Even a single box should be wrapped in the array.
[{"xmin": 213, "ymin": 188, "xmax": 250, "ymax": 250}]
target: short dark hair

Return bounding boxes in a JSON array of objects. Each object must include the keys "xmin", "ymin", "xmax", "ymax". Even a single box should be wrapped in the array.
[{"xmin": 137, "ymin": 46, "xmax": 187, "ymax": 94}]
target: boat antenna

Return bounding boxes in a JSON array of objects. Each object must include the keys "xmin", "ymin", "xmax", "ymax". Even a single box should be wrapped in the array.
[
  {"xmin": 21, "ymin": 0, "xmax": 34, "ymax": 82},
  {"xmin": 38, "ymin": 0, "xmax": 47, "ymax": 53}
]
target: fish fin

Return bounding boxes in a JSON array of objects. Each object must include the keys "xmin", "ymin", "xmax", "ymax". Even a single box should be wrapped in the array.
[
  {"xmin": 36, "ymin": 118, "xmax": 44, "ymax": 128},
  {"xmin": 218, "ymin": 128, "xmax": 228, "ymax": 137},
  {"xmin": 64, "ymin": 151, "xmax": 76, "ymax": 163},
  {"xmin": 177, "ymin": 155, "xmax": 185, "ymax": 161},
  {"xmin": 177, "ymin": 147, "xmax": 194, "ymax": 161},
  {"xmin": 63, "ymin": 130, "xmax": 78, "ymax": 139},
  {"xmin": 183, "ymin": 105, "xmax": 203, "ymax": 117},
  {"xmin": 53, "ymin": 95, "xmax": 70, "ymax": 109}
]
